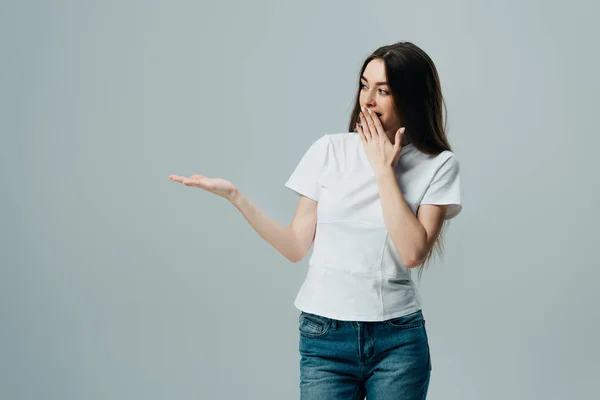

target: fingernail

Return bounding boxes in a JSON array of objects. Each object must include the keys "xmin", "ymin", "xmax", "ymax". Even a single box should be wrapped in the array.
[
  {"xmin": 400, "ymin": 127, "xmax": 406, "ymax": 133},
  {"xmin": 367, "ymin": 108, "xmax": 372, "ymax": 114},
  {"xmin": 360, "ymin": 106, "xmax": 364, "ymax": 112}
]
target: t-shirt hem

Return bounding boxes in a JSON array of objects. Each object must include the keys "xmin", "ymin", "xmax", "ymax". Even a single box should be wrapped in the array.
[{"xmin": 294, "ymin": 303, "xmax": 422, "ymax": 322}]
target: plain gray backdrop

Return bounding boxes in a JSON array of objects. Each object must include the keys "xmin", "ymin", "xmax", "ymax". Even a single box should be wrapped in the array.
[{"xmin": 2, "ymin": 0, "xmax": 598, "ymax": 399}]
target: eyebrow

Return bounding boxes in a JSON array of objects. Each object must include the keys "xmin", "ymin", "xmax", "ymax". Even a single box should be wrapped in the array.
[{"xmin": 361, "ymin": 76, "xmax": 388, "ymax": 86}]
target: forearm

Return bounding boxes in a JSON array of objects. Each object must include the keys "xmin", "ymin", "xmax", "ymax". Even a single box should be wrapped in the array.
[
  {"xmin": 229, "ymin": 189, "xmax": 303, "ymax": 262},
  {"xmin": 375, "ymin": 168, "xmax": 427, "ymax": 268}
]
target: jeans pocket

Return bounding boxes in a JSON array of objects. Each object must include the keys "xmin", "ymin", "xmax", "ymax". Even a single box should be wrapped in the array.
[
  {"xmin": 385, "ymin": 310, "xmax": 425, "ymax": 329},
  {"xmin": 298, "ymin": 312, "xmax": 332, "ymax": 337}
]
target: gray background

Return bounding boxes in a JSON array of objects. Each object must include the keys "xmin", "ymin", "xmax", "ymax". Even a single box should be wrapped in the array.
[{"xmin": 2, "ymin": 0, "xmax": 598, "ymax": 399}]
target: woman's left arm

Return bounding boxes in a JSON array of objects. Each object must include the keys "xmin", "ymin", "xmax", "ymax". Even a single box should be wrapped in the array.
[
  {"xmin": 357, "ymin": 108, "xmax": 447, "ymax": 268},
  {"xmin": 376, "ymin": 168, "xmax": 447, "ymax": 268}
]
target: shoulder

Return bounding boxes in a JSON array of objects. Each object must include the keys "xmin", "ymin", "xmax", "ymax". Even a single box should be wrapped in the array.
[
  {"xmin": 307, "ymin": 132, "xmax": 357, "ymax": 152},
  {"xmin": 399, "ymin": 147, "xmax": 461, "ymax": 185},
  {"xmin": 422, "ymin": 150, "xmax": 461, "ymax": 184},
  {"xmin": 320, "ymin": 131, "xmax": 355, "ymax": 143},
  {"xmin": 415, "ymin": 148, "xmax": 460, "ymax": 172},
  {"xmin": 326, "ymin": 131, "xmax": 360, "ymax": 149},
  {"xmin": 432, "ymin": 150, "xmax": 460, "ymax": 172}
]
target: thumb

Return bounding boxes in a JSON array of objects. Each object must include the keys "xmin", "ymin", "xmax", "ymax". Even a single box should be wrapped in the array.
[{"xmin": 395, "ymin": 127, "xmax": 405, "ymax": 150}]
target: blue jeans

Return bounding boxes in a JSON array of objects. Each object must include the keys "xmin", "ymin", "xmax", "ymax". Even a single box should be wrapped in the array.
[{"xmin": 298, "ymin": 309, "xmax": 431, "ymax": 399}]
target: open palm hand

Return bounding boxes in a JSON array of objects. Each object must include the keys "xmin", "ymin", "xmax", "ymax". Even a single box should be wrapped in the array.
[{"xmin": 168, "ymin": 174, "xmax": 237, "ymax": 201}]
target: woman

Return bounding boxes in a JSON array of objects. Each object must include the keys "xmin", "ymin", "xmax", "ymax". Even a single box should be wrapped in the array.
[{"xmin": 169, "ymin": 41, "xmax": 462, "ymax": 399}]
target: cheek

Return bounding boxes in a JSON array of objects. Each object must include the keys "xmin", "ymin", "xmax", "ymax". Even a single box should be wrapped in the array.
[
  {"xmin": 384, "ymin": 106, "xmax": 399, "ymax": 122},
  {"xmin": 383, "ymin": 100, "xmax": 395, "ymax": 115}
]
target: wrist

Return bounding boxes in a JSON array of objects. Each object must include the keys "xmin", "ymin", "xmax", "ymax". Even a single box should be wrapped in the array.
[
  {"xmin": 228, "ymin": 188, "xmax": 242, "ymax": 205},
  {"xmin": 374, "ymin": 165, "xmax": 395, "ymax": 181}
]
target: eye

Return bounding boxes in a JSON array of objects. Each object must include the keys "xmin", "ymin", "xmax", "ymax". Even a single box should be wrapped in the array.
[{"xmin": 360, "ymin": 83, "xmax": 389, "ymax": 95}]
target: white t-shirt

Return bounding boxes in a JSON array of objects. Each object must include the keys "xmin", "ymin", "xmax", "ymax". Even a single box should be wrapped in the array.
[{"xmin": 285, "ymin": 132, "xmax": 462, "ymax": 321}]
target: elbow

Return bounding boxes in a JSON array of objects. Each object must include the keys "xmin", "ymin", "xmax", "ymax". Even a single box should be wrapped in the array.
[
  {"xmin": 401, "ymin": 251, "xmax": 425, "ymax": 269},
  {"xmin": 404, "ymin": 258, "xmax": 423, "ymax": 269},
  {"xmin": 287, "ymin": 247, "xmax": 307, "ymax": 263},
  {"xmin": 287, "ymin": 254, "xmax": 303, "ymax": 263},
  {"xmin": 390, "ymin": 231, "xmax": 427, "ymax": 269},
  {"xmin": 287, "ymin": 230, "xmax": 311, "ymax": 263}
]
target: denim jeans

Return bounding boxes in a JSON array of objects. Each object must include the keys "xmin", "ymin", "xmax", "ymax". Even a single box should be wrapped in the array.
[{"xmin": 298, "ymin": 309, "xmax": 432, "ymax": 400}]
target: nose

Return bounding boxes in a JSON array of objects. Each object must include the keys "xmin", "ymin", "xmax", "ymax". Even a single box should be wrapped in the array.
[{"xmin": 364, "ymin": 89, "xmax": 376, "ymax": 108}]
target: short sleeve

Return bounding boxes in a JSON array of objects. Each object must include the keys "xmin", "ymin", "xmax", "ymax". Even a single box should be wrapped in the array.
[
  {"xmin": 284, "ymin": 135, "xmax": 330, "ymax": 201},
  {"xmin": 420, "ymin": 154, "xmax": 463, "ymax": 220}
]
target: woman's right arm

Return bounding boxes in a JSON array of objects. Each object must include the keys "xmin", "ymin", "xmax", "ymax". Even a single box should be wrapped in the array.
[
  {"xmin": 229, "ymin": 189, "xmax": 317, "ymax": 263},
  {"xmin": 168, "ymin": 173, "xmax": 316, "ymax": 263}
]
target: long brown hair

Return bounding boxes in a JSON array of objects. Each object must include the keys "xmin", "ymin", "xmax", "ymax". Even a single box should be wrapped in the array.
[{"xmin": 348, "ymin": 41, "xmax": 453, "ymax": 280}]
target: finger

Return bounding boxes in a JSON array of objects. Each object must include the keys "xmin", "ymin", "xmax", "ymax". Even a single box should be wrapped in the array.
[
  {"xmin": 397, "ymin": 127, "xmax": 406, "ymax": 147},
  {"xmin": 363, "ymin": 109, "xmax": 378, "ymax": 140},
  {"xmin": 169, "ymin": 175, "xmax": 185, "ymax": 183},
  {"xmin": 393, "ymin": 129, "xmax": 402, "ymax": 152},
  {"xmin": 183, "ymin": 177, "xmax": 204, "ymax": 188},
  {"xmin": 356, "ymin": 123, "xmax": 367, "ymax": 145},
  {"xmin": 191, "ymin": 174, "xmax": 205, "ymax": 180},
  {"xmin": 367, "ymin": 108, "xmax": 386, "ymax": 140},
  {"xmin": 359, "ymin": 112, "xmax": 371, "ymax": 140}
]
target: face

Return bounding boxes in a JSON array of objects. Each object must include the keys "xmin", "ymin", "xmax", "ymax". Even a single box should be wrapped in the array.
[{"xmin": 359, "ymin": 58, "xmax": 402, "ymax": 139}]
